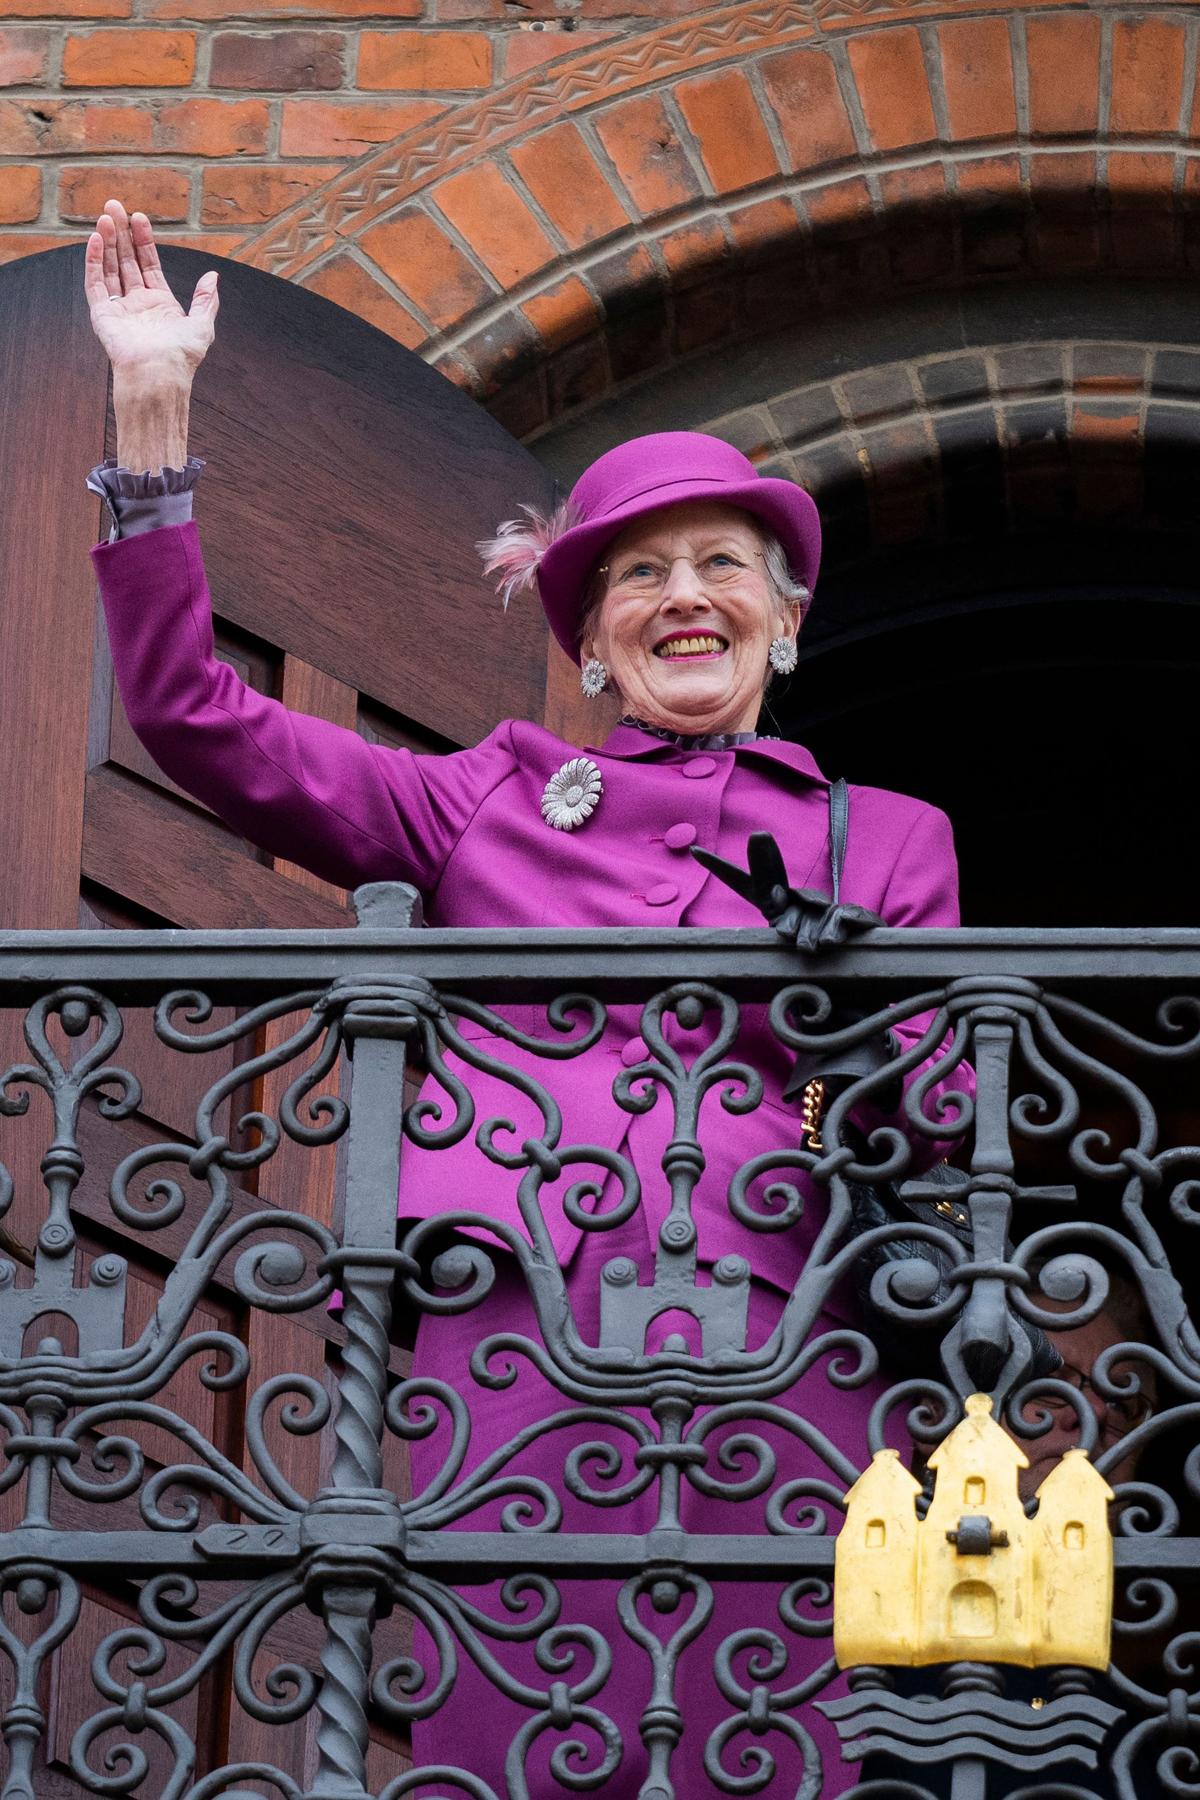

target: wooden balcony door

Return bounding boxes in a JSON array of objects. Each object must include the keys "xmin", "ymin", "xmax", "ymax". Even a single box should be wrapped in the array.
[{"xmin": 0, "ymin": 240, "xmax": 585, "ymax": 1793}]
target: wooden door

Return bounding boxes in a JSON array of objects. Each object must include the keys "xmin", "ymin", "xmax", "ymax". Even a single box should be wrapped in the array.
[{"xmin": 0, "ymin": 241, "xmax": 590, "ymax": 1792}]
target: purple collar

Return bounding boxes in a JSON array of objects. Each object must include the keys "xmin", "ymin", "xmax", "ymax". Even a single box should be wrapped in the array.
[{"xmin": 593, "ymin": 721, "xmax": 829, "ymax": 786}]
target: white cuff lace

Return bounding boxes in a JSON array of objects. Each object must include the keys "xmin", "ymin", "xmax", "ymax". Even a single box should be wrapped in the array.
[{"xmin": 87, "ymin": 455, "xmax": 206, "ymax": 541}]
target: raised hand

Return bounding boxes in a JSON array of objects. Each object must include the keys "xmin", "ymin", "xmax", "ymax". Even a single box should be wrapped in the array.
[
  {"xmin": 84, "ymin": 200, "xmax": 218, "ymax": 473},
  {"xmin": 85, "ymin": 200, "xmax": 218, "ymax": 382}
]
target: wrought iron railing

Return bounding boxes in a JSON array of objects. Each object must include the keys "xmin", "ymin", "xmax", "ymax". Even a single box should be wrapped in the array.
[{"xmin": 0, "ymin": 888, "xmax": 1198, "ymax": 1800}]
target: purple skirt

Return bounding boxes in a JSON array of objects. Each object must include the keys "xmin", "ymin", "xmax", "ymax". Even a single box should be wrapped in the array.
[{"xmin": 405, "ymin": 1204, "xmax": 893, "ymax": 1799}]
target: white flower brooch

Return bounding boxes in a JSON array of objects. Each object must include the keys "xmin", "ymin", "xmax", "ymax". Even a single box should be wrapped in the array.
[{"xmin": 541, "ymin": 757, "xmax": 603, "ymax": 831}]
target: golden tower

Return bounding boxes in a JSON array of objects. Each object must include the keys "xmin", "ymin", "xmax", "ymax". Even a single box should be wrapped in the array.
[{"xmin": 834, "ymin": 1394, "xmax": 1113, "ymax": 1670}]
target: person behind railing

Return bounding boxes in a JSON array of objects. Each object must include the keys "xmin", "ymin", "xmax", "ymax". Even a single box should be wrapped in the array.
[
  {"xmin": 84, "ymin": 201, "xmax": 971, "ymax": 1800},
  {"xmin": 1017, "ymin": 1262, "xmax": 1156, "ymax": 1499}
]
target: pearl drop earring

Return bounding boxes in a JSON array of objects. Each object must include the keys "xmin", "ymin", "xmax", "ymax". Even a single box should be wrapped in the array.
[
  {"xmin": 581, "ymin": 658, "xmax": 608, "ymax": 699},
  {"xmin": 768, "ymin": 637, "xmax": 798, "ymax": 675}
]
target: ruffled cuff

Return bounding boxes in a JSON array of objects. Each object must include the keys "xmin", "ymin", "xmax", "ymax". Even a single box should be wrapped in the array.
[{"xmin": 87, "ymin": 455, "xmax": 205, "ymax": 541}]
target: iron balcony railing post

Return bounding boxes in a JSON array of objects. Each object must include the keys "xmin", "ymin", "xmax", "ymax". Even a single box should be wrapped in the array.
[
  {"xmin": 0, "ymin": 1565, "xmax": 80, "ymax": 1800},
  {"xmin": 960, "ymin": 1019, "xmax": 1018, "ymax": 1390},
  {"xmin": 302, "ymin": 883, "xmax": 424, "ymax": 1800}
]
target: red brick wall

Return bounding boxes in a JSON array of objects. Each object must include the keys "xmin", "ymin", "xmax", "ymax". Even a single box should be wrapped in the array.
[
  {"xmin": 0, "ymin": 4, "xmax": 635, "ymax": 260},
  {"xmin": 1, "ymin": 0, "xmax": 1196, "ymax": 418}
]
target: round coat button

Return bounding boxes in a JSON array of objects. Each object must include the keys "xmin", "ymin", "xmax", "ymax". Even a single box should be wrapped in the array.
[
  {"xmin": 680, "ymin": 757, "xmax": 716, "ymax": 779},
  {"xmin": 663, "ymin": 823, "xmax": 697, "ymax": 850},
  {"xmin": 621, "ymin": 1036, "xmax": 649, "ymax": 1066},
  {"xmin": 644, "ymin": 882, "xmax": 679, "ymax": 906}
]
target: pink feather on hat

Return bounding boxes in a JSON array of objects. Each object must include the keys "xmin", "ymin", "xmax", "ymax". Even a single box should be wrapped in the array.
[{"xmin": 476, "ymin": 499, "xmax": 579, "ymax": 612}]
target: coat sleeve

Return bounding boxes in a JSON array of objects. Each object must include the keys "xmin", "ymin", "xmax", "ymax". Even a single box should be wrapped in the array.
[{"xmin": 92, "ymin": 522, "xmax": 515, "ymax": 897}]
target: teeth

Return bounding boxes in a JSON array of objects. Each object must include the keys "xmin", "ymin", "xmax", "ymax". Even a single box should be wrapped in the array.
[{"xmin": 656, "ymin": 635, "xmax": 726, "ymax": 658}]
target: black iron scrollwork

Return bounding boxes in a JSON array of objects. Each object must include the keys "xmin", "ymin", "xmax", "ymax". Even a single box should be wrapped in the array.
[{"xmin": 0, "ymin": 897, "xmax": 1198, "ymax": 1798}]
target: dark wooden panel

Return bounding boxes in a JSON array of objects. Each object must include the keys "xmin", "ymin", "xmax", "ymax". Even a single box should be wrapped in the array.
[
  {"xmin": 75, "ymin": 890, "xmax": 242, "ymax": 1138},
  {"xmin": 47, "ymin": 1592, "xmax": 200, "ymax": 1793},
  {"xmin": 0, "ymin": 245, "xmax": 108, "ymax": 928},
  {"xmin": 122, "ymin": 1267, "xmax": 220, "ymax": 1468},
  {"xmin": 0, "ymin": 238, "xmax": 543, "ymax": 1789},
  {"xmin": 69, "ymin": 1103, "xmax": 415, "ymax": 1374},
  {"xmin": 82, "ymin": 766, "xmax": 350, "ymax": 930},
  {"xmin": 102, "ymin": 998, "xmax": 237, "ymax": 1143},
  {"xmin": 358, "ymin": 696, "xmax": 454, "ymax": 757},
  {"xmin": 157, "ymin": 246, "xmax": 555, "ymax": 750},
  {"xmin": 259, "ymin": 660, "xmax": 351, "ymax": 1269},
  {"xmin": 0, "ymin": 229, "xmax": 104, "ymax": 1240}
]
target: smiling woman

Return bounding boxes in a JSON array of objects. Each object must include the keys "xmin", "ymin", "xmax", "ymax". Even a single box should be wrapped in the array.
[{"xmin": 83, "ymin": 199, "xmax": 972, "ymax": 1798}]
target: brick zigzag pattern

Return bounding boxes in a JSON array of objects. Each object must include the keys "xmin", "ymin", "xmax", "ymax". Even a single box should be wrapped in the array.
[
  {"xmin": 812, "ymin": 0, "xmax": 964, "ymax": 19},
  {"xmin": 239, "ymin": 0, "xmax": 827, "ymax": 279},
  {"xmin": 237, "ymin": 0, "xmax": 1076, "ymax": 284}
]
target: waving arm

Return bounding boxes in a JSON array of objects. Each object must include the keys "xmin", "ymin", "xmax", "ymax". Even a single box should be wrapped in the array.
[{"xmin": 84, "ymin": 203, "xmax": 514, "ymax": 900}]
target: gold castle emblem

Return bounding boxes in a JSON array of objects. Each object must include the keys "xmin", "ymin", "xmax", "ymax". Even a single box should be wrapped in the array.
[{"xmin": 834, "ymin": 1394, "xmax": 1113, "ymax": 1671}]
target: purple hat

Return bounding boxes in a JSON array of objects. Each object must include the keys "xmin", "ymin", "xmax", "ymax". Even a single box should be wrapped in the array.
[{"xmin": 479, "ymin": 431, "xmax": 822, "ymax": 665}]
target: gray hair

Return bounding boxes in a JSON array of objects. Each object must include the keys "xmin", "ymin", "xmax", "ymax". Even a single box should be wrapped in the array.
[
  {"xmin": 759, "ymin": 532, "xmax": 812, "ymax": 615},
  {"xmin": 578, "ymin": 523, "xmax": 811, "ymax": 659}
]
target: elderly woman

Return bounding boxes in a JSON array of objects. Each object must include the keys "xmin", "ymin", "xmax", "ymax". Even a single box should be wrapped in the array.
[{"xmin": 85, "ymin": 202, "xmax": 964, "ymax": 1800}]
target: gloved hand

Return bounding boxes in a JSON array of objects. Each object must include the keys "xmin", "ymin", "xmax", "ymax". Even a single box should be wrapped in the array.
[
  {"xmin": 692, "ymin": 830, "xmax": 885, "ymax": 953},
  {"xmin": 693, "ymin": 832, "xmax": 894, "ymax": 1105}
]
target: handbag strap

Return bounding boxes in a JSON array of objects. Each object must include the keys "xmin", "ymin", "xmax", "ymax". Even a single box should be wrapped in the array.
[
  {"xmin": 828, "ymin": 776, "xmax": 849, "ymax": 904},
  {"xmin": 800, "ymin": 774, "xmax": 851, "ymax": 1150}
]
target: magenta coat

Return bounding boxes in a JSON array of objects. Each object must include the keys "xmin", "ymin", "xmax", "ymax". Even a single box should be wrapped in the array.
[
  {"xmin": 93, "ymin": 520, "xmax": 963, "ymax": 1301},
  {"xmin": 94, "ymin": 520, "xmax": 965, "ymax": 1797}
]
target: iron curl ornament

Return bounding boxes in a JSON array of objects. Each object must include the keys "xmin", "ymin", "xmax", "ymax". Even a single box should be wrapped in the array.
[{"xmin": 0, "ymin": 891, "xmax": 1197, "ymax": 1798}]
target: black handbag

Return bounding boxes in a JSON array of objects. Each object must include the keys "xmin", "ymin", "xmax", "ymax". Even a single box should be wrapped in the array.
[
  {"xmin": 693, "ymin": 783, "xmax": 1059, "ymax": 1381},
  {"xmin": 793, "ymin": 781, "xmax": 1059, "ymax": 1383}
]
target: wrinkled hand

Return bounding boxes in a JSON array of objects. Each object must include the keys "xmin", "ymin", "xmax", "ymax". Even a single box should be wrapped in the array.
[
  {"xmin": 693, "ymin": 830, "xmax": 885, "ymax": 952},
  {"xmin": 84, "ymin": 200, "xmax": 218, "ymax": 382}
]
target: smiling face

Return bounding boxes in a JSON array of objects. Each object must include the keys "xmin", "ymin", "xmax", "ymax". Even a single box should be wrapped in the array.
[{"xmin": 580, "ymin": 501, "xmax": 798, "ymax": 736}]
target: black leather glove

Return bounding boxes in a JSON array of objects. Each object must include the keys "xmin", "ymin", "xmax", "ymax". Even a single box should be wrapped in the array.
[
  {"xmin": 693, "ymin": 831, "xmax": 895, "ymax": 1105},
  {"xmin": 693, "ymin": 831, "xmax": 884, "ymax": 954}
]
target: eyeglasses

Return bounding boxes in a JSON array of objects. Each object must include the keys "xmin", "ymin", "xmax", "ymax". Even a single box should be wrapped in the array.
[
  {"xmin": 1036, "ymin": 1366, "xmax": 1152, "ymax": 1431},
  {"xmin": 599, "ymin": 550, "xmax": 762, "ymax": 598}
]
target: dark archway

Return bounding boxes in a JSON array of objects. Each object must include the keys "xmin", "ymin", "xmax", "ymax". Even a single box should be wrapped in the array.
[
  {"xmin": 783, "ymin": 576, "xmax": 1200, "ymax": 927},
  {"xmin": 770, "ymin": 331, "xmax": 1200, "ymax": 927}
]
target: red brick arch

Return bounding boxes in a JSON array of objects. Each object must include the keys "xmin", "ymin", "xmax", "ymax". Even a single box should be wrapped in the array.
[
  {"xmin": 696, "ymin": 337, "xmax": 1184, "ymax": 568},
  {"xmin": 235, "ymin": 0, "xmax": 1199, "ymax": 427}
]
